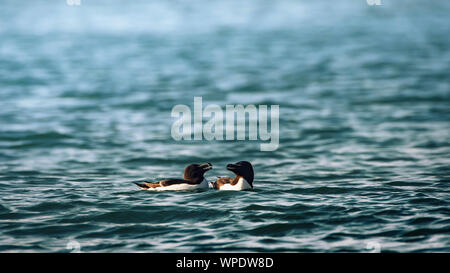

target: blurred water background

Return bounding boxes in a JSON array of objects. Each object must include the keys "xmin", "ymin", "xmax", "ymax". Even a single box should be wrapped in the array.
[{"xmin": 0, "ymin": 0, "xmax": 449, "ymax": 252}]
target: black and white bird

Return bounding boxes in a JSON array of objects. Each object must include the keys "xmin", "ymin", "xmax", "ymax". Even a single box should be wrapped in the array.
[
  {"xmin": 134, "ymin": 163, "xmax": 212, "ymax": 191},
  {"xmin": 211, "ymin": 161, "xmax": 254, "ymax": 191}
]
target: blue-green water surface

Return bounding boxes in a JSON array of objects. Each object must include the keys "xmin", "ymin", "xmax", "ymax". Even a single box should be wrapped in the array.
[{"xmin": 0, "ymin": 0, "xmax": 449, "ymax": 252}]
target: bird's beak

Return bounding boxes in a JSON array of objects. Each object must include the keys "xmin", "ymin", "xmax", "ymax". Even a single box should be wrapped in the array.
[
  {"xmin": 200, "ymin": 163, "xmax": 213, "ymax": 171},
  {"xmin": 226, "ymin": 163, "xmax": 238, "ymax": 171}
]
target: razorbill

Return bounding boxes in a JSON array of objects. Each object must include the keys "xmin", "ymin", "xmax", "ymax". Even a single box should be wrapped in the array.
[
  {"xmin": 211, "ymin": 161, "xmax": 254, "ymax": 191},
  {"xmin": 134, "ymin": 163, "xmax": 212, "ymax": 191}
]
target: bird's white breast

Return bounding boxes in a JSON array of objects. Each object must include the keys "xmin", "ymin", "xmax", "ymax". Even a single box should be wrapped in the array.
[{"xmin": 219, "ymin": 177, "xmax": 252, "ymax": 191}]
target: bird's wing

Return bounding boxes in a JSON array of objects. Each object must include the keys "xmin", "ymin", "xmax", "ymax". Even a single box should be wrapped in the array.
[{"xmin": 159, "ymin": 179, "xmax": 198, "ymax": 187}]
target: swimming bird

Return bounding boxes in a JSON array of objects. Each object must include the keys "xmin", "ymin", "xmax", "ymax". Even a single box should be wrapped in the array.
[
  {"xmin": 134, "ymin": 163, "xmax": 212, "ymax": 191},
  {"xmin": 211, "ymin": 161, "xmax": 254, "ymax": 190}
]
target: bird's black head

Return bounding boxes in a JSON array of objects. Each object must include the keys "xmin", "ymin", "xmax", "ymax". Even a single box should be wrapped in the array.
[
  {"xmin": 184, "ymin": 163, "xmax": 213, "ymax": 183},
  {"xmin": 226, "ymin": 161, "xmax": 254, "ymax": 186}
]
